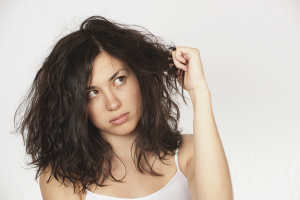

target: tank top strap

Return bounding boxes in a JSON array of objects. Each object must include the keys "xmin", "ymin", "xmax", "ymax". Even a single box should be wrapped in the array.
[{"xmin": 174, "ymin": 148, "xmax": 180, "ymax": 171}]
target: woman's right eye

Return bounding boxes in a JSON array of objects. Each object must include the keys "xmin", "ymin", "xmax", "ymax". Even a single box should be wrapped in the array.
[{"xmin": 88, "ymin": 90, "xmax": 99, "ymax": 99}]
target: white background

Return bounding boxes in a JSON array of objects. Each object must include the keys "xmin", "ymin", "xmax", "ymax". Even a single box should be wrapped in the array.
[{"xmin": 1, "ymin": 0, "xmax": 299, "ymax": 199}]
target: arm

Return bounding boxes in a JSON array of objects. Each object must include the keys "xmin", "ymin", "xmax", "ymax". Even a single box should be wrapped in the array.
[
  {"xmin": 171, "ymin": 47, "xmax": 233, "ymax": 200},
  {"xmin": 39, "ymin": 166, "xmax": 84, "ymax": 200},
  {"xmin": 189, "ymin": 84, "xmax": 233, "ymax": 200}
]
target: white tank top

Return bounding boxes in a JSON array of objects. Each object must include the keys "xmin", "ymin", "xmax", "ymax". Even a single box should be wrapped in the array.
[{"xmin": 85, "ymin": 148, "xmax": 193, "ymax": 200}]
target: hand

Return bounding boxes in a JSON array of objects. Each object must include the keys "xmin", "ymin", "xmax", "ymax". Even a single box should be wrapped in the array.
[{"xmin": 170, "ymin": 46, "xmax": 208, "ymax": 92}]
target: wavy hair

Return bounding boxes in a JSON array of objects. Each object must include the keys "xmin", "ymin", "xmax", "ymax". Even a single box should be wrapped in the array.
[{"xmin": 14, "ymin": 16, "xmax": 187, "ymax": 193}]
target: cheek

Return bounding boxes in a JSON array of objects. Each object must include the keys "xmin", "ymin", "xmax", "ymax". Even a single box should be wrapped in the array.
[
  {"xmin": 122, "ymin": 78, "xmax": 142, "ymax": 116},
  {"xmin": 88, "ymin": 103, "xmax": 104, "ymax": 127},
  {"xmin": 131, "ymin": 80, "xmax": 142, "ymax": 111}
]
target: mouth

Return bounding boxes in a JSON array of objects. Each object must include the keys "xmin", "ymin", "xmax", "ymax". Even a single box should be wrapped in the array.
[{"xmin": 109, "ymin": 112, "xmax": 130, "ymax": 124}]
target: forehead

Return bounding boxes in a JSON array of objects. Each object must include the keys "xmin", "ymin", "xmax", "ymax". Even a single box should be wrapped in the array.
[
  {"xmin": 91, "ymin": 51, "xmax": 130, "ymax": 84},
  {"xmin": 92, "ymin": 52, "xmax": 127, "ymax": 76}
]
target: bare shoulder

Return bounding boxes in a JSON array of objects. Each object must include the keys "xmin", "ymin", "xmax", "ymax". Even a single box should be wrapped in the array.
[
  {"xmin": 178, "ymin": 134, "xmax": 194, "ymax": 177},
  {"xmin": 39, "ymin": 165, "xmax": 85, "ymax": 200}
]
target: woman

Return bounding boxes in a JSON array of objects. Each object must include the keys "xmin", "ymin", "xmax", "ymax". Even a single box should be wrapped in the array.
[{"xmin": 15, "ymin": 16, "xmax": 233, "ymax": 200}]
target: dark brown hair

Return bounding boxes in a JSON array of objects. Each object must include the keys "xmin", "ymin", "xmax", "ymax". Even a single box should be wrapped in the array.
[{"xmin": 14, "ymin": 16, "xmax": 187, "ymax": 193}]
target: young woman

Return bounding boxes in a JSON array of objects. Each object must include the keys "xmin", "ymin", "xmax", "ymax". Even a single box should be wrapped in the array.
[{"xmin": 15, "ymin": 16, "xmax": 233, "ymax": 200}]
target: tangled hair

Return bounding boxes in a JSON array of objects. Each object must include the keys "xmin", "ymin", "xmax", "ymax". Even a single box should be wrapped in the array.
[{"xmin": 14, "ymin": 16, "xmax": 187, "ymax": 193}]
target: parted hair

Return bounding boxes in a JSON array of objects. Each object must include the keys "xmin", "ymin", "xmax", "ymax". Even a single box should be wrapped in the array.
[{"xmin": 14, "ymin": 16, "xmax": 187, "ymax": 193}]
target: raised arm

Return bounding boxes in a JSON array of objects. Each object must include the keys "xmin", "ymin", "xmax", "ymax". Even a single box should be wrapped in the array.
[{"xmin": 171, "ymin": 47, "xmax": 233, "ymax": 200}]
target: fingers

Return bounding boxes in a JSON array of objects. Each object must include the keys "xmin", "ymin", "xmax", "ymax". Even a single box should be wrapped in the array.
[
  {"xmin": 176, "ymin": 46, "xmax": 200, "ymax": 60},
  {"xmin": 174, "ymin": 51, "xmax": 187, "ymax": 63},
  {"xmin": 169, "ymin": 61, "xmax": 181, "ymax": 75},
  {"xmin": 171, "ymin": 50, "xmax": 188, "ymax": 72},
  {"xmin": 169, "ymin": 46, "xmax": 200, "ymax": 72},
  {"xmin": 168, "ymin": 55, "xmax": 182, "ymax": 75}
]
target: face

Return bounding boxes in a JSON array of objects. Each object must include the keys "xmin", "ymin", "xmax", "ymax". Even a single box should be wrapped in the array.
[{"xmin": 87, "ymin": 52, "xmax": 142, "ymax": 139}]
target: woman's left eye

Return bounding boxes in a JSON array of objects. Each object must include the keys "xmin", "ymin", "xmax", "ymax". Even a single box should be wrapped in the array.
[
  {"xmin": 88, "ymin": 90, "xmax": 99, "ymax": 99},
  {"xmin": 115, "ymin": 76, "xmax": 126, "ymax": 86}
]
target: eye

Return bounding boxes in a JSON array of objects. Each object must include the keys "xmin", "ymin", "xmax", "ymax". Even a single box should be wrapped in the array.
[
  {"xmin": 88, "ymin": 90, "xmax": 99, "ymax": 99},
  {"xmin": 114, "ymin": 76, "xmax": 126, "ymax": 86}
]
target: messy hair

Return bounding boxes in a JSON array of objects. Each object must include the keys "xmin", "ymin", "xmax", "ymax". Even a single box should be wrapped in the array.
[{"xmin": 14, "ymin": 16, "xmax": 187, "ymax": 193}]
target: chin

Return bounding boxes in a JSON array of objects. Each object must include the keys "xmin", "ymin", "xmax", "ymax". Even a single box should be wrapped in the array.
[{"xmin": 114, "ymin": 122, "xmax": 139, "ymax": 137}]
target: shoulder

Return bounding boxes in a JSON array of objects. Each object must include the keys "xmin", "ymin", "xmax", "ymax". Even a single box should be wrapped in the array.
[
  {"xmin": 39, "ymin": 165, "xmax": 85, "ymax": 200},
  {"xmin": 177, "ymin": 134, "xmax": 194, "ymax": 177}
]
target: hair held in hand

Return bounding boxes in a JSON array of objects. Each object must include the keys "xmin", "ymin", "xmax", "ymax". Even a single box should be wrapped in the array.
[{"xmin": 14, "ymin": 16, "xmax": 188, "ymax": 193}]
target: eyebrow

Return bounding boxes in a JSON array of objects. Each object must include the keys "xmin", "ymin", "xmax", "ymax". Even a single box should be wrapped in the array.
[
  {"xmin": 86, "ymin": 69, "xmax": 127, "ymax": 91},
  {"xmin": 109, "ymin": 69, "xmax": 127, "ymax": 81}
]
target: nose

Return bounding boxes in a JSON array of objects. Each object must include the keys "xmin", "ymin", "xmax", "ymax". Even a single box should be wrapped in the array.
[{"xmin": 105, "ymin": 90, "xmax": 122, "ymax": 111}]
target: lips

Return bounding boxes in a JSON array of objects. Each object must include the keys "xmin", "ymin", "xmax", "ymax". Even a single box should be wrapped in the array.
[{"xmin": 109, "ymin": 112, "xmax": 129, "ymax": 123}]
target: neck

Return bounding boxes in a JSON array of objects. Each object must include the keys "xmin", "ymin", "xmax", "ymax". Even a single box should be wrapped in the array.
[
  {"xmin": 99, "ymin": 126, "xmax": 140, "ymax": 164},
  {"xmin": 99, "ymin": 127, "xmax": 157, "ymax": 174}
]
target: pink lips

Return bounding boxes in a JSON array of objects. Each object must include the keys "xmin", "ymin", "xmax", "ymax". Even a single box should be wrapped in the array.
[{"xmin": 109, "ymin": 112, "xmax": 129, "ymax": 125}]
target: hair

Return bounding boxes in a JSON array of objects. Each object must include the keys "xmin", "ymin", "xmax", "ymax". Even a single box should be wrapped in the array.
[{"xmin": 14, "ymin": 16, "xmax": 188, "ymax": 193}]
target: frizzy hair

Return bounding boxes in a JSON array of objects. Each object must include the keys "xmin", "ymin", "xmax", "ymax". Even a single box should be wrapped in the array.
[{"xmin": 14, "ymin": 16, "xmax": 187, "ymax": 193}]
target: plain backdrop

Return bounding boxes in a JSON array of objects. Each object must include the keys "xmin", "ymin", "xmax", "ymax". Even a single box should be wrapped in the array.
[{"xmin": 1, "ymin": 0, "xmax": 299, "ymax": 199}]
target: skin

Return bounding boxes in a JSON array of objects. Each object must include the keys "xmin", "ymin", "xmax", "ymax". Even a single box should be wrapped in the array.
[
  {"xmin": 39, "ymin": 47, "xmax": 233, "ymax": 200},
  {"xmin": 87, "ymin": 51, "xmax": 143, "ymax": 160},
  {"xmin": 171, "ymin": 47, "xmax": 233, "ymax": 199}
]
